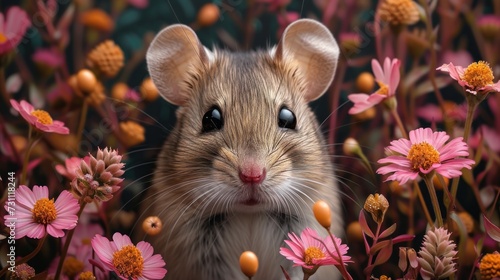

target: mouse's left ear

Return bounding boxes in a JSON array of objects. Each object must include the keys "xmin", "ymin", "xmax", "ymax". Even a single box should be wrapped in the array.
[{"xmin": 274, "ymin": 19, "xmax": 339, "ymax": 102}]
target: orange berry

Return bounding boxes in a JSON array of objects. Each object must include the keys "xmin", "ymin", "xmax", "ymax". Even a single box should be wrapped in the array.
[
  {"xmin": 142, "ymin": 216, "xmax": 162, "ymax": 236},
  {"xmin": 239, "ymin": 251, "xmax": 259, "ymax": 278},
  {"xmin": 140, "ymin": 77, "xmax": 159, "ymax": 102},
  {"xmin": 346, "ymin": 221, "xmax": 364, "ymax": 243},
  {"xmin": 197, "ymin": 3, "xmax": 220, "ymax": 27},
  {"xmin": 313, "ymin": 200, "xmax": 331, "ymax": 229},
  {"xmin": 80, "ymin": 9, "xmax": 114, "ymax": 32},
  {"xmin": 356, "ymin": 72, "xmax": 375, "ymax": 93},
  {"xmin": 111, "ymin": 83, "xmax": 129, "ymax": 101},
  {"xmin": 458, "ymin": 237, "xmax": 478, "ymax": 267},
  {"xmin": 76, "ymin": 69, "xmax": 97, "ymax": 93}
]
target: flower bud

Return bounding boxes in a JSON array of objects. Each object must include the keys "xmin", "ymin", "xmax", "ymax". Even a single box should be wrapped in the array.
[
  {"xmin": 313, "ymin": 200, "xmax": 331, "ymax": 229},
  {"xmin": 239, "ymin": 251, "xmax": 259, "ymax": 278}
]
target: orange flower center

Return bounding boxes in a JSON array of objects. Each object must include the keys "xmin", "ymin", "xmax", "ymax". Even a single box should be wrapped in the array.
[
  {"xmin": 30, "ymin": 110, "xmax": 53, "ymax": 125},
  {"xmin": 304, "ymin": 246, "xmax": 325, "ymax": 266},
  {"xmin": 407, "ymin": 142, "xmax": 440, "ymax": 171},
  {"xmin": 0, "ymin": 32, "xmax": 7, "ymax": 44},
  {"xmin": 112, "ymin": 245, "xmax": 144, "ymax": 278},
  {"xmin": 81, "ymin": 237, "xmax": 92, "ymax": 245},
  {"xmin": 32, "ymin": 198, "xmax": 57, "ymax": 224},
  {"xmin": 78, "ymin": 271, "xmax": 96, "ymax": 280},
  {"xmin": 63, "ymin": 256, "xmax": 85, "ymax": 278},
  {"xmin": 375, "ymin": 81, "xmax": 389, "ymax": 96},
  {"xmin": 480, "ymin": 253, "xmax": 500, "ymax": 279},
  {"xmin": 462, "ymin": 61, "xmax": 494, "ymax": 89}
]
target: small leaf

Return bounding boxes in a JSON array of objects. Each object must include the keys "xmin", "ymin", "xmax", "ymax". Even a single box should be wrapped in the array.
[
  {"xmin": 373, "ymin": 240, "xmax": 393, "ymax": 266},
  {"xmin": 358, "ymin": 210, "xmax": 374, "ymax": 238},
  {"xmin": 379, "ymin": 223, "xmax": 397, "ymax": 239},
  {"xmin": 392, "ymin": 234, "xmax": 415, "ymax": 244},
  {"xmin": 370, "ymin": 240, "xmax": 391, "ymax": 254},
  {"xmin": 280, "ymin": 265, "xmax": 291, "ymax": 280},
  {"xmin": 483, "ymin": 215, "xmax": 500, "ymax": 242}
]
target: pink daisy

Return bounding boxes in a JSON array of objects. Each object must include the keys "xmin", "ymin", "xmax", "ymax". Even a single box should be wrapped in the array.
[
  {"xmin": 377, "ymin": 127, "xmax": 475, "ymax": 184},
  {"xmin": 0, "ymin": 6, "xmax": 31, "ymax": 55},
  {"xmin": 348, "ymin": 57, "xmax": 401, "ymax": 114},
  {"xmin": 437, "ymin": 61, "xmax": 500, "ymax": 95},
  {"xmin": 280, "ymin": 228, "xmax": 351, "ymax": 270},
  {"xmin": 91, "ymin": 233, "xmax": 167, "ymax": 280},
  {"xmin": 4, "ymin": 185, "xmax": 79, "ymax": 239},
  {"xmin": 10, "ymin": 99, "xmax": 70, "ymax": 134},
  {"xmin": 32, "ymin": 48, "xmax": 64, "ymax": 68}
]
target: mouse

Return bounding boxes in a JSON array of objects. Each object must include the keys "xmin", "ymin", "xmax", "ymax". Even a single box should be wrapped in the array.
[{"xmin": 140, "ymin": 18, "xmax": 343, "ymax": 279}]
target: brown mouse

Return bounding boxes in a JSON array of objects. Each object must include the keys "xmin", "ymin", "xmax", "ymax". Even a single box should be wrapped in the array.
[{"xmin": 140, "ymin": 18, "xmax": 343, "ymax": 279}]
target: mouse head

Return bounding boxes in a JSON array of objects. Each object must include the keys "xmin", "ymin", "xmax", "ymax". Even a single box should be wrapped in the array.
[{"xmin": 147, "ymin": 19, "xmax": 340, "ymax": 215}]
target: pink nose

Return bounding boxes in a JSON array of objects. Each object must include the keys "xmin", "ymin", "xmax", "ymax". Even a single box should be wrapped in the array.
[{"xmin": 239, "ymin": 166, "xmax": 266, "ymax": 184}]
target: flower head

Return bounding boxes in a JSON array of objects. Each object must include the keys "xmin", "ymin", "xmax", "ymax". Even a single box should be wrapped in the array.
[
  {"xmin": 417, "ymin": 227, "xmax": 457, "ymax": 280},
  {"xmin": 348, "ymin": 58, "xmax": 401, "ymax": 114},
  {"xmin": 437, "ymin": 61, "xmax": 500, "ymax": 95},
  {"xmin": 10, "ymin": 263, "xmax": 36, "ymax": 280},
  {"xmin": 364, "ymin": 193, "xmax": 389, "ymax": 223},
  {"xmin": 86, "ymin": 40, "xmax": 124, "ymax": 78},
  {"xmin": 280, "ymin": 228, "xmax": 351, "ymax": 270},
  {"xmin": 4, "ymin": 185, "xmax": 79, "ymax": 239},
  {"xmin": 377, "ymin": 127, "xmax": 475, "ymax": 184},
  {"xmin": 479, "ymin": 252, "xmax": 500, "ymax": 280},
  {"xmin": 10, "ymin": 99, "xmax": 70, "ymax": 134},
  {"xmin": 0, "ymin": 6, "xmax": 31, "ymax": 55},
  {"xmin": 477, "ymin": 15, "xmax": 500, "ymax": 42},
  {"xmin": 378, "ymin": 0, "xmax": 419, "ymax": 27},
  {"xmin": 91, "ymin": 232, "xmax": 167, "ymax": 280},
  {"xmin": 71, "ymin": 147, "xmax": 125, "ymax": 202}
]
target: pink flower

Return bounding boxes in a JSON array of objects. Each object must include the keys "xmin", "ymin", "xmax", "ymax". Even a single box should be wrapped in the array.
[
  {"xmin": 377, "ymin": 127, "xmax": 475, "ymax": 184},
  {"xmin": 348, "ymin": 57, "xmax": 401, "ymax": 114},
  {"xmin": 55, "ymin": 156, "xmax": 90, "ymax": 181},
  {"xmin": 4, "ymin": 185, "xmax": 79, "ymax": 239},
  {"xmin": 10, "ymin": 99, "xmax": 70, "ymax": 134},
  {"xmin": 0, "ymin": 6, "xmax": 31, "ymax": 55},
  {"xmin": 128, "ymin": 0, "xmax": 149, "ymax": 9},
  {"xmin": 280, "ymin": 228, "xmax": 351, "ymax": 270},
  {"xmin": 437, "ymin": 61, "xmax": 500, "ymax": 95},
  {"xmin": 32, "ymin": 48, "xmax": 64, "ymax": 68},
  {"xmin": 91, "ymin": 232, "xmax": 167, "ymax": 280}
]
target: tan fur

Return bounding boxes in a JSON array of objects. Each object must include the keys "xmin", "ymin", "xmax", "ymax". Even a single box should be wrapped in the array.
[{"xmin": 139, "ymin": 19, "xmax": 342, "ymax": 279}]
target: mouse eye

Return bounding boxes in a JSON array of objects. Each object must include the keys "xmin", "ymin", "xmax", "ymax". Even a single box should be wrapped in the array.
[
  {"xmin": 278, "ymin": 107, "xmax": 296, "ymax": 129},
  {"xmin": 202, "ymin": 106, "xmax": 223, "ymax": 133}
]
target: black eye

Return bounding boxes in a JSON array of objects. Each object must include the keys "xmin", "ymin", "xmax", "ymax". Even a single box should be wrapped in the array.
[
  {"xmin": 278, "ymin": 107, "xmax": 296, "ymax": 129},
  {"xmin": 202, "ymin": 106, "xmax": 223, "ymax": 133}
]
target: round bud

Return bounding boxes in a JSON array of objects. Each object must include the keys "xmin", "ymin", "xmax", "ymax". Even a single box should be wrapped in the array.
[
  {"xmin": 142, "ymin": 216, "xmax": 162, "ymax": 236},
  {"xmin": 356, "ymin": 72, "xmax": 375, "ymax": 93},
  {"xmin": 343, "ymin": 137, "xmax": 360, "ymax": 156},
  {"xmin": 313, "ymin": 200, "xmax": 331, "ymax": 229},
  {"xmin": 76, "ymin": 69, "xmax": 97, "ymax": 93},
  {"xmin": 239, "ymin": 251, "xmax": 259, "ymax": 278},
  {"xmin": 197, "ymin": 3, "xmax": 220, "ymax": 27},
  {"xmin": 111, "ymin": 83, "xmax": 129, "ymax": 101},
  {"xmin": 432, "ymin": 174, "xmax": 449, "ymax": 190}
]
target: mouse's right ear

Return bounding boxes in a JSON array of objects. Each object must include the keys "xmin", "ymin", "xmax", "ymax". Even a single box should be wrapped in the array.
[{"xmin": 147, "ymin": 24, "xmax": 212, "ymax": 106}]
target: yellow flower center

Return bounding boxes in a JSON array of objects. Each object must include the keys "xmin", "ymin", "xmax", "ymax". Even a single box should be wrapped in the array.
[
  {"xmin": 375, "ymin": 82, "xmax": 389, "ymax": 96},
  {"xmin": 32, "ymin": 198, "xmax": 57, "ymax": 224},
  {"xmin": 112, "ymin": 245, "xmax": 144, "ymax": 278},
  {"xmin": 62, "ymin": 256, "xmax": 85, "ymax": 278},
  {"xmin": 407, "ymin": 142, "xmax": 440, "ymax": 171},
  {"xmin": 30, "ymin": 110, "xmax": 54, "ymax": 125},
  {"xmin": 304, "ymin": 246, "xmax": 325, "ymax": 266},
  {"xmin": 462, "ymin": 61, "xmax": 494, "ymax": 89},
  {"xmin": 78, "ymin": 271, "xmax": 96, "ymax": 280},
  {"xmin": 0, "ymin": 32, "xmax": 7, "ymax": 44}
]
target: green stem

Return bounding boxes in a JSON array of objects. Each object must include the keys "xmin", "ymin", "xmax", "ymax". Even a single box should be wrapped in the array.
[
  {"xmin": 390, "ymin": 108, "xmax": 408, "ymax": 139},
  {"xmin": 76, "ymin": 101, "xmax": 89, "ymax": 153},
  {"xmin": 20, "ymin": 126, "xmax": 34, "ymax": 186},
  {"xmin": 54, "ymin": 201, "xmax": 87, "ymax": 280},
  {"xmin": 449, "ymin": 100, "xmax": 477, "ymax": 211},
  {"xmin": 423, "ymin": 174, "xmax": 443, "ymax": 227},
  {"xmin": 0, "ymin": 235, "xmax": 48, "ymax": 278}
]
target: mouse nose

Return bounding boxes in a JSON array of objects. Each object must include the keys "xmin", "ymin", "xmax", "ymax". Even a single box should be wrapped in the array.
[{"xmin": 239, "ymin": 163, "xmax": 266, "ymax": 184}]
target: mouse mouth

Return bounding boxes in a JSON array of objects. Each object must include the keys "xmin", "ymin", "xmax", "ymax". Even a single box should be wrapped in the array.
[{"xmin": 241, "ymin": 198, "xmax": 260, "ymax": 206}]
